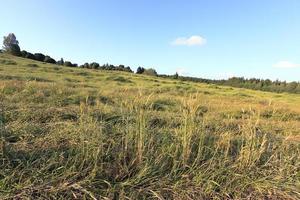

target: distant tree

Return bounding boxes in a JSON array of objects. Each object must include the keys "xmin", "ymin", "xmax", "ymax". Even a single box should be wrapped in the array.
[
  {"xmin": 143, "ymin": 68, "xmax": 158, "ymax": 76},
  {"xmin": 90, "ymin": 62, "xmax": 100, "ymax": 69},
  {"xmin": 125, "ymin": 66, "xmax": 133, "ymax": 73},
  {"xmin": 287, "ymin": 81, "xmax": 298, "ymax": 93},
  {"xmin": 57, "ymin": 58, "xmax": 64, "ymax": 65},
  {"xmin": 174, "ymin": 72, "xmax": 179, "ymax": 79},
  {"xmin": 64, "ymin": 61, "xmax": 73, "ymax": 67},
  {"xmin": 44, "ymin": 56, "xmax": 56, "ymax": 64},
  {"xmin": 21, "ymin": 50, "xmax": 28, "ymax": 57},
  {"xmin": 83, "ymin": 63, "xmax": 90, "ymax": 68},
  {"xmin": 21, "ymin": 50, "xmax": 35, "ymax": 60},
  {"xmin": 34, "ymin": 53, "xmax": 46, "ymax": 62},
  {"xmin": 136, "ymin": 66, "xmax": 145, "ymax": 74},
  {"xmin": 295, "ymin": 84, "xmax": 300, "ymax": 94},
  {"xmin": 3, "ymin": 33, "xmax": 21, "ymax": 56}
]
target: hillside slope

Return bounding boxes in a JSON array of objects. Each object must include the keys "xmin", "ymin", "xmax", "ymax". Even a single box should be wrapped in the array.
[{"xmin": 0, "ymin": 53, "xmax": 300, "ymax": 199}]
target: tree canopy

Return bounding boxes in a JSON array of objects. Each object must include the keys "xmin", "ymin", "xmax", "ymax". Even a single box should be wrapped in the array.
[{"xmin": 3, "ymin": 33, "xmax": 21, "ymax": 56}]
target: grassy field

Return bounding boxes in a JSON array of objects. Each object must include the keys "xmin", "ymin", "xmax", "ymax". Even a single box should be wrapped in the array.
[{"xmin": 0, "ymin": 53, "xmax": 299, "ymax": 199}]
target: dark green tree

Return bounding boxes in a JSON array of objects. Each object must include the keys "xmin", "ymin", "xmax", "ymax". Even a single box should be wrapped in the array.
[
  {"xmin": 3, "ymin": 33, "xmax": 21, "ymax": 56},
  {"xmin": 21, "ymin": 50, "xmax": 35, "ymax": 59},
  {"xmin": 136, "ymin": 66, "xmax": 145, "ymax": 74},
  {"xmin": 90, "ymin": 62, "xmax": 100, "ymax": 69},
  {"xmin": 57, "ymin": 58, "xmax": 64, "ymax": 65},
  {"xmin": 64, "ymin": 61, "xmax": 73, "ymax": 67},
  {"xmin": 44, "ymin": 56, "xmax": 56, "ymax": 64},
  {"xmin": 143, "ymin": 68, "xmax": 158, "ymax": 76},
  {"xmin": 83, "ymin": 63, "xmax": 90, "ymax": 68},
  {"xmin": 174, "ymin": 72, "xmax": 179, "ymax": 79},
  {"xmin": 34, "ymin": 53, "xmax": 46, "ymax": 62}
]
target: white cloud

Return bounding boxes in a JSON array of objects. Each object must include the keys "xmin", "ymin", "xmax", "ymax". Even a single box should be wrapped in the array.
[
  {"xmin": 176, "ymin": 68, "xmax": 189, "ymax": 76},
  {"xmin": 273, "ymin": 61, "xmax": 300, "ymax": 69},
  {"xmin": 172, "ymin": 35, "xmax": 206, "ymax": 46},
  {"xmin": 216, "ymin": 72, "xmax": 235, "ymax": 80},
  {"xmin": 176, "ymin": 67, "xmax": 192, "ymax": 76}
]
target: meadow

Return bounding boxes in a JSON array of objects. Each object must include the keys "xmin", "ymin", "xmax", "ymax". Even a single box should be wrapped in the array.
[{"xmin": 0, "ymin": 53, "xmax": 299, "ymax": 199}]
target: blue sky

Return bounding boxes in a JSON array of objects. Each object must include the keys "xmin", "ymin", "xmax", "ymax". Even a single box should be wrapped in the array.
[{"xmin": 0, "ymin": 0, "xmax": 299, "ymax": 81}]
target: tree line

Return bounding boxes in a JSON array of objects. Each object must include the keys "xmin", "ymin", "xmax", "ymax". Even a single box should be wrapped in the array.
[
  {"xmin": 2, "ymin": 33, "xmax": 154, "ymax": 74},
  {"xmin": 2, "ymin": 33, "xmax": 300, "ymax": 94},
  {"xmin": 159, "ymin": 74, "xmax": 300, "ymax": 94}
]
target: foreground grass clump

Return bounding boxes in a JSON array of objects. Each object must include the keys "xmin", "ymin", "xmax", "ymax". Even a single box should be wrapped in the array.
[{"xmin": 0, "ymin": 54, "xmax": 300, "ymax": 199}]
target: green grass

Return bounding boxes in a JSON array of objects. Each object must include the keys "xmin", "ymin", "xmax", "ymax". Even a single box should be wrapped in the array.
[{"xmin": 0, "ymin": 53, "xmax": 300, "ymax": 199}]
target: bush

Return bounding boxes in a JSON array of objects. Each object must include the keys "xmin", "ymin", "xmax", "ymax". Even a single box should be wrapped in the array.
[{"xmin": 34, "ymin": 53, "xmax": 46, "ymax": 62}]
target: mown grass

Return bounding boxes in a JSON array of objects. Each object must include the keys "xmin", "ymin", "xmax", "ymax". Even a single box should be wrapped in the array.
[{"xmin": 0, "ymin": 53, "xmax": 299, "ymax": 199}]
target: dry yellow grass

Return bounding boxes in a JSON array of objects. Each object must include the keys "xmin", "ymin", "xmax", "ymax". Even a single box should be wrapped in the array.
[{"xmin": 0, "ymin": 53, "xmax": 299, "ymax": 199}]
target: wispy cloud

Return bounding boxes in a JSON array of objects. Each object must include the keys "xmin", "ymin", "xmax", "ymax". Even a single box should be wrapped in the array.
[
  {"xmin": 273, "ymin": 61, "xmax": 300, "ymax": 69},
  {"xmin": 176, "ymin": 68, "xmax": 189, "ymax": 76},
  {"xmin": 171, "ymin": 35, "xmax": 206, "ymax": 46},
  {"xmin": 216, "ymin": 72, "xmax": 235, "ymax": 80}
]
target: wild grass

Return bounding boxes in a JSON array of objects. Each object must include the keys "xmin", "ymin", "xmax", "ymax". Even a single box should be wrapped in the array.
[{"xmin": 0, "ymin": 53, "xmax": 299, "ymax": 199}]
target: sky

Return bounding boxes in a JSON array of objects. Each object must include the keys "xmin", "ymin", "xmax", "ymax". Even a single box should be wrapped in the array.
[{"xmin": 0, "ymin": 0, "xmax": 300, "ymax": 81}]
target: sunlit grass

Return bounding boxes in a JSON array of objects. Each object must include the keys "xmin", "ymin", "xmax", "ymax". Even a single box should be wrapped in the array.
[{"xmin": 0, "ymin": 53, "xmax": 299, "ymax": 199}]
